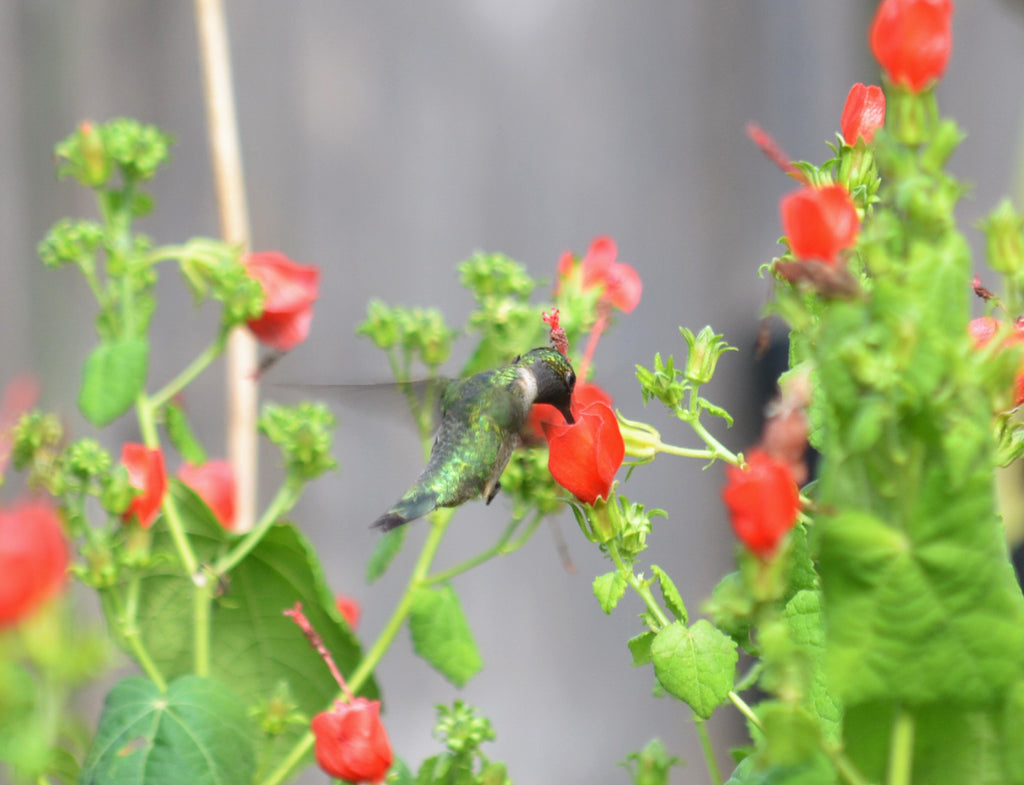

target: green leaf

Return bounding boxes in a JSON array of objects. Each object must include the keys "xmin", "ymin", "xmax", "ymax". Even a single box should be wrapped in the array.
[
  {"xmin": 593, "ymin": 571, "xmax": 627, "ymax": 615},
  {"xmin": 408, "ymin": 583, "xmax": 483, "ymax": 687},
  {"xmin": 651, "ymin": 620, "xmax": 737, "ymax": 719},
  {"xmin": 78, "ymin": 338, "xmax": 149, "ymax": 426},
  {"xmin": 782, "ymin": 590, "xmax": 841, "ymax": 742},
  {"xmin": 79, "ymin": 675, "xmax": 254, "ymax": 785},
  {"xmin": 367, "ymin": 526, "xmax": 405, "ymax": 584},
  {"xmin": 164, "ymin": 401, "xmax": 207, "ymax": 465},
  {"xmin": 133, "ymin": 486, "xmax": 377, "ymax": 780},
  {"xmin": 651, "ymin": 565, "xmax": 687, "ymax": 623},
  {"xmin": 627, "ymin": 631, "xmax": 656, "ymax": 666}
]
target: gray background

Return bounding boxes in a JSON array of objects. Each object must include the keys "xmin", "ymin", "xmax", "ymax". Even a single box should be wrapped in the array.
[{"xmin": 2, "ymin": 2, "xmax": 1023, "ymax": 783}]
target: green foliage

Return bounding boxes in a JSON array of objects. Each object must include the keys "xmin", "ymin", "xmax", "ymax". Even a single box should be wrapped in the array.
[
  {"xmin": 408, "ymin": 584, "xmax": 483, "ymax": 688},
  {"xmin": 651, "ymin": 620, "xmax": 737, "ymax": 720},
  {"xmin": 78, "ymin": 675, "xmax": 254, "ymax": 785},
  {"xmin": 620, "ymin": 739, "xmax": 680, "ymax": 785},
  {"xmin": 258, "ymin": 402, "xmax": 338, "ymax": 481},
  {"xmin": 593, "ymin": 571, "xmax": 628, "ymax": 614},
  {"xmin": 163, "ymin": 401, "xmax": 207, "ymax": 465},
  {"xmin": 366, "ymin": 526, "xmax": 406, "ymax": 584},
  {"xmin": 78, "ymin": 338, "xmax": 149, "ymax": 426},
  {"xmin": 411, "ymin": 703, "xmax": 509, "ymax": 785}
]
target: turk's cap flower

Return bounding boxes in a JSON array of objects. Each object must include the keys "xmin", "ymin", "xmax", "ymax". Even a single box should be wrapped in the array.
[
  {"xmin": 780, "ymin": 184, "xmax": 859, "ymax": 266},
  {"xmin": 869, "ymin": 0, "xmax": 953, "ymax": 93},
  {"xmin": 840, "ymin": 83, "xmax": 886, "ymax": 145},
  {"xmin": 178, "ymin": 460, "xmax": 237, "ymax": 531},
  {"xmin": 968, "ymin": 316, "xmax": 1024, "ymax": 408},
  {"xmin": 335, "ymin": 595, "xmax": 361, "ymax": 630},
  {"xmin": 244, "ymin": 251, "xmax": 320, "ymax": 351},
  {"xmin": 0, "ymin": 500, "xmax": 69, "ymax": 627},
  {"xmin": 527, "ymin": 380, "xmax": 612, "ymax": 443},
  {"xmin": 722, "ymin": 450, "xmax": 801, "ymax": 559},
  {"xmin": 121, "ymin": 444, "xmax": 167, "ymax": 528},
  {"xmin": 557, "ymin": 236, "xmax": 642, "ymax": 314},
  {"xmin": 312, "ymin": 698, "xmax": 393, "ymax": 784},
  {"xmin": 544, "ymin": 399, "xmax": 625, "ymax": 505}
]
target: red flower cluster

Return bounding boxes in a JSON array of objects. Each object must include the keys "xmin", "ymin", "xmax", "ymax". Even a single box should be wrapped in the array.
[
  {"xmin": 0, "ymin": 501, "xmax": 69, "ymax": 627},
  {"xmin": 870, "ymin": 0, "xmax": 953, "ymax": 93},
  {"xmin": 312, "ymin": 699, "xmax": 393, "ymax": 784},
  {"xmin": 542, "ymin": 382, "xmax": 625, "ymax": 505},
  {"xmin": 178, "ymin": 460, "xmax": 237, "ymax": 531},
  {"xmin": 557, "ymin": 236, "xmax": 642, "ymax": 314},
  {"xmin": 780, "ymin": 185, "xmax": 860, "ymax": 266},
  {"xmin": 841, "ymin": 83, "xmax": 886, "ymax": 145},
  {"xmin": 722, "ymin": 451, "xmax": 801, "ymax": 559},
  {"xmin": 969, "ymin": 316, "xmax": 1024, "ymax": 407},
  {"xmin": 121, "ymin": 444, "xmax": 167, "ymax": 528},
  {"xmin": 245, "ymin": 251, "xmax": 320, "ymax": 351}
]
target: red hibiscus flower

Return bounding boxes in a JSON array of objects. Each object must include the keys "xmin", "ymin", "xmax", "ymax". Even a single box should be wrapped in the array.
[
  {"xmin": 312, "ymin": 698, "xmax": 393, "ymax": 784},
  {"xmin": 527, "ymin": 380, "xmax": 613, "ymax": 442},
  {"xmin": 722, "ymin": 450, "xmax": 801, "ymax": 559},
  {"xmin": 244, "ymin": 251, "xmax": 320, "ymax": 351},
  {"xmin": 121, "ymin": 444, "xmax": 167, "ymax": 528},
  {"xmin": 0, "ymin": 501, "xmax": 69, "ymax": 627},
  {"xmin": 544, "ymin": 400, "xmax": 625, "ymax": 505},
  {"xmin": 780, "ymin": 184, "xmax": 860, "ymax": 266},
  {"xmin": 178, "ymin": 460, "xmax": 236, "ymax": 531},
  {"xmin": 840, "ymin": 83, "xmax": 886, "ymax": 145},
  {"xmin": 870, "ymin": 0, "xmax": 953, "ymax": 93}
]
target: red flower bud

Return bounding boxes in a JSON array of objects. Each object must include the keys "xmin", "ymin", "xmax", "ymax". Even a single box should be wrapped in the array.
[
  {"xmin": 544, "ymin": 400, "xmax": 624, "ymax": 505},
  {"xmin": 840, "ymin": 83, "xmax": 886, "ymax": 144},
  {"xmin": 722, "ymin": 450, "xmax": 801, "ymax": 559},
  {"xmin": 335, "ymin": 595, "xmax": 361, "ymax": 630},
  {"xmin": 869, "ymin": 0, "xmax": 953, "ymax": 93},
  {"xmin": 780, "ymin": 184, "xmax": 859, "ymax": 266},
  {"xmin": 312, "ymin": 698, "xmax": 393, "ymax": 784},
  {"xmin": 0, "ymin": 501, "xmax": 69, "ymax": 627},
  {"xmin": 121, "ymin": 444, "xmax": 167, "ymax": 528},
  {"xmin": 178, "ymin": 460, "xmax": 236, "ymax": 531},
  {"xmin": 245, "ymin": 251, "xmax": 320, "ymax": 351}
]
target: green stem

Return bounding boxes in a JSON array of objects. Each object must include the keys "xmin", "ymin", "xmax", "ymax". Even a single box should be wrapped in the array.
[
  {"xmin": 693, "ymin": 715, "xmax": 723, "ymax": 785},
  {"xmin": 213, "ymin": 477, "xmax": 303, "ymax": 576},
  {"xmin": 654, "ymin": 441, "xmax": 718, "ymax": 461},
  {"xmin": 426, "ymin": 511, "xmax": 543, "ymax": 585},
  {"xmin": 260, "ymin": 509, "xmax": 454, "ymax": 785},
  {"xmin": 686, "ymin": 416, "xmax": 740, "ymax": 466},
  {"xmin": 886, "ymin": 707, "xmax": 914, "ymax": 785},
  {"xmin": 149, "ymin": 328, "xmax": 229, "ymax": 411},
  {"xmin": 105, "ymin": 588, "xmax": 168, "ymax": 691},
  {"xmin": 606, "ymin": 540, "xmax": 671, "ymax": 629},
  {"xmin": 728, "ymin": 691, "xmax": 762, "ymax": 731}
]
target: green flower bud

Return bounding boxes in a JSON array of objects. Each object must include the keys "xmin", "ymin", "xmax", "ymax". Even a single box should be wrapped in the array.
[
  {"xmin": 12, "ymin": 412, "xmax": 63, "ymax": 471},
  {"xmin": 681, "ymin": 326, "xmax": 735, "ymax": 386},
  {"xmin": 37, "ymin": 219, "xmax": 105, "ymax": 271},
  {"xmin": 979, "ymin": 200, "xmax": 1024, "ymax": 276},
  {"xmin": 620, "ymin": 738, "xmax": 680, "ymax": 785},
  {"xmin": 101, "ymin": 118, "xmax": 174, "ymax": 183},
  {"xmin": 617, "ymin": 412, "xmax": 661, "ymax": 462},
  {"xmin": 357, "ymin": 299, "xmax": 401, "ymax": 350},
  {"xmin": 100, "ymin": 465, "xmax": 136, "ymax": 517},
  {"xmin": 259, "ymin": 402, "xmax": 338, "ymax": 481},
  {"xmin": 65, "ymin": 438, "xmax": 112, "ymax": 480}
]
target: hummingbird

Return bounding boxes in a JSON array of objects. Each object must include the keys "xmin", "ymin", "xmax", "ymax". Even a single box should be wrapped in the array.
[{"xmin": 372, "ymin": 347, "xmax": 577, "ymax": 531}]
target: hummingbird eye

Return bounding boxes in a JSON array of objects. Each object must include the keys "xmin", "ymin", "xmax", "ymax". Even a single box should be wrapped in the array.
[{"xmin": 567, "ymin": 371, "xmax": 576, "ymax": 391}]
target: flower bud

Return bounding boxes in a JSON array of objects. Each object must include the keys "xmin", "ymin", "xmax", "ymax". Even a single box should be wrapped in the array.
[
  {"xmin": 840, "ymin": 83, "xmax": 886, "ymax": 145},
  {"xmin": 617, "ymin": 412, "xmax": 661, "ymax": 462},
  {"xmin": 979, "ymin": 200, "xmax": 1024, "ymax": 276},
  {"xmin": 681, "ymin": 326, "xmax": 735, "ymax": 386},
  {"xmin": 869, "ymin": 0, "xmax": 953, "ymax": 93}
]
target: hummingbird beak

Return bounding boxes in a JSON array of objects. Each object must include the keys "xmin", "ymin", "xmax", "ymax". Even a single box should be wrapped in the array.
[{"xmin": 557, "ymin": 402, "xmax": 575, "ymax": 425}]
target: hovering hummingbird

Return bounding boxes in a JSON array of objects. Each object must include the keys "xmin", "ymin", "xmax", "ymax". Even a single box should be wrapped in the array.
[{"xmin": 372, "ymin": 347, "xmax": 577, "ymax": 531}]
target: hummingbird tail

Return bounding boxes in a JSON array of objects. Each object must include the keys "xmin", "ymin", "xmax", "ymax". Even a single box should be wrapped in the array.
[{"xmin": 372, "ymin": 490, "xmax": 438, "ymax": 531}]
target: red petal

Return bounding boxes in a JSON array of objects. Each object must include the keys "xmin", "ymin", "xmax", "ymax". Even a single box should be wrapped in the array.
[
  {"xmin": 869, "ymin": 0, "xmax": 953, "ymax": 92},
  {"xmin": 840, "ymin": 83, "xmax": 886, "ymax": 144},
  {"xmin": 780, "ymin": 185, "xmax": 859, "ymax": 265},
  {"xmin": 0, "ymin": 501, "xmax": 69, "ymax": 627},
  {"xmin": 178, "ymin": 460, "xmax": 237, "ymax": 530},
  {"xmin": 121, "ymin": 444, "xmax": 167, "ymax": 528},
  {"xmin": 544, "ymin": 401, "xmax": 624, "ymax": 504}
]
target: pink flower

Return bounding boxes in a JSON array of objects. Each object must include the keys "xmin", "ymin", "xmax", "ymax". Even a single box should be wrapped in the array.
[
  {"xmin": 178, "ymin": 460, "xmax": 236, "ymax": 531},
  {"xmin": 244, "ymin": 251, "xmax": 320, "ymax": 351}
]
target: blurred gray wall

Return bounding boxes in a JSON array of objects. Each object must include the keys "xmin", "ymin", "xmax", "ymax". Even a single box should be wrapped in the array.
[{"xmin": 2, "ymin": 2, "xmax": 1023, "ymax": 783}]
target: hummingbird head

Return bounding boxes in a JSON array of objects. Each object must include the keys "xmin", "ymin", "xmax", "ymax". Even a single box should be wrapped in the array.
[{"xmin": 518, "ymin": 347, "xmax": 577, "ymax": 424}]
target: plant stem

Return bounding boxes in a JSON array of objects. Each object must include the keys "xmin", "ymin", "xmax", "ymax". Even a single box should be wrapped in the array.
[
  {"xmin": 260, "ymin": 509, "xmax": 454, "ymax": 785},
  {"xmin": 693, "ymin": 715, "xmax": 722, "ymax": 785},
  {"xmin": 213, "ymin": 477, "xmax": 303, "ymax": 576},
  {"xmin": 886, "ymin": 707, "xmax": 914, "ymax": 785},
  {"xmin": 149, "ymin": 329, "xmax": 228, "ymax": 411},
  {"xmin": 606, "ymin": 540, "xmax": 671, "ymax": 629},
  {"xmin": 728, "ymin": 691, "xmax": 762, "ymax": 731},
  {"xmin": 426, "ymin": 511, "xmax": 544, "ymax": 585},
  {"xmin": 105, "ymin": 588, "xmax": 167, "ymax": 692}
]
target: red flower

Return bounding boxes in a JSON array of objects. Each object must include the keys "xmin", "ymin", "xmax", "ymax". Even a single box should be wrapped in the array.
[
  {"xmin": 178, "ymin": 460, "xmax": 236, "ymax": 531},
  {"xmin": 780, "ymin": 185, "xmax": 859, "ymax": 265},
  {"xmin": 869, "ymin": 0, "xmax": 953, "ymax": 93},
  {"xmin": 245, "ymin": 251, "xmax": 320, "ymax": 351},
  {"xmin": 722, "ymin": 451, "xmax": 801, "ymax": 559},
  {"xmin": 544, "ymin": 400, "xmax": 624, "ymax": 505},
  {"xmin": 121, "ymin": 444, "xmax": 167, "ymax": 528},
  {"xmin": 527, "ymin": 380, "xmax": 613, "ymax": 442},
  {"xmin": 0, "ymin": 501, "xmax": 69, "ymax": 627},
  {"xmin": 968, "ymin": 316, "xmax": 1024, "ymax": 407},
  {"xmin": 312, "ymin": 698, "xmax": 393, "ymax": 784},
  {"xmin": 335, "ymin": 595, "xmax": 361, "ymax": 630},
  {"xmin": 558, "ymin": 236, "xmax": 642, "ymax": 313},
  {"xmin": 840, "ymin": 83, "xmax": 886, "ymax": 144}
]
